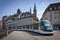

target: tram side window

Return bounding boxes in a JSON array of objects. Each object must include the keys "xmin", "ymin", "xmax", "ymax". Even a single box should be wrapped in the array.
[
  {"xmin": 40, "ymin": 22, "xmax": 45, "ymax": 30},
  {"xmin": 33, "ymin": 23, "xmax": 39, "ymax": 30},
  {"xmin": 40, "ymin": 25, "xmax": 44, "ymax": 30}
]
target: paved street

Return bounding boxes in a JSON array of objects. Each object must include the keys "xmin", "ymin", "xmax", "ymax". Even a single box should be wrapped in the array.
[{"xmin": 1, "ymin": 30, "xmax": 60, "ymax": 40}]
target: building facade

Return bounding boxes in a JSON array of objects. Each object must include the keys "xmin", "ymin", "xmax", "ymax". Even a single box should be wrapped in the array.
[
  {"xmin": 0, "ymin": 21, "xmax": 2, "ymax": 29},
  {"xmin": 41, "ymin": 2, "xmax": 60, "ymax": 29},
  {"xmin": 2, "ymin": 4, "xmax": 39, "ymax": 30}
]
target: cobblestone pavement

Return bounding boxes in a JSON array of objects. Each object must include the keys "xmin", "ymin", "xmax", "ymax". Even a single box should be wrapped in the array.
[{"xmin": 1, "ymin": 30, "xmax": 60, "ymax": 40}]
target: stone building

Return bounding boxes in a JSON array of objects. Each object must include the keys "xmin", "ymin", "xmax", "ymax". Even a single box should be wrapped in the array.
[
  {"xmin": 2, "ymin": 3, "xmax": 38, "ymax": 30},
  {"xmin": 41, "ymin": 2, "xmax": 60, "ymax": 29},
  {"xmin": 0, "ymin": 21, "xmax": 2, "ymax": 29}
]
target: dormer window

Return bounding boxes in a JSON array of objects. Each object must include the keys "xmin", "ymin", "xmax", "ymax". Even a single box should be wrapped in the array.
[
  {"xmin": 27, "ymin": 14, "xmax": 30, "ymax": 17},
  {"xmin": 54, "ymin": 7, "xmax": 56, "ymax": 10},
  {"xmin": 4, "ymin": 17, "xmax": 7, "ymax": 20},
  {"xmin": 58, "ymin": 6, "xmax": 60, "ymax": 9},
  {"xmin": 50, "ymin": 8, "xmax": 52, "ymax": 10}
]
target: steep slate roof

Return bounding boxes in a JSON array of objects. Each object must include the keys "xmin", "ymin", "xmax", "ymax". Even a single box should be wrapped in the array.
[
  {"xmin": 20, "ymin": 12, "xmax": 33, "ymax": 19},
  {"xmin": 41, "ymin": 2, "xmax": 60, "ymax": 20},
  {"xmin": 42, "ymin": 2, "xmax": 60, "ymax": 17}
]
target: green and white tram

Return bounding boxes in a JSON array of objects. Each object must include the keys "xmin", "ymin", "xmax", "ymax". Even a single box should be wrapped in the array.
[{"xmin": 32, "ymin": 20, "xmax": 54, "ymax": 34}]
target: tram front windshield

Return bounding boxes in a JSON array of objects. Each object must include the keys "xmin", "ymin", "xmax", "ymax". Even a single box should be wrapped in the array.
[{"xmin": 41, "ymin": 21, "xmax": 53, "ymax": 31}]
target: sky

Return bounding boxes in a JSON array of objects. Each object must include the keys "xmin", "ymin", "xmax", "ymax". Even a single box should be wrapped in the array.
[{"xmin": 0, "ymin": 0, "xmax": 60, "ymax": 20}]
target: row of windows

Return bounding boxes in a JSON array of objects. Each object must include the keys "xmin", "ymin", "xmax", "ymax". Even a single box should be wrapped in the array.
[
  {"xmin": 49, "ymin": 10, "xmax": 60, "ymax": 14},
  {"xmin": 49, "ymin": 15, "xmax": 60, "ymax": 19},
  {"xmin": 49, "ymin": 6, "xmax": 60, "ymax": 10},
  {"xmin": 20, "ymin": 15, "xmax": 33, "ymax": 19},
  {"xmin": 18, "ymin": 12, "xmax": 33, "ymax": 19},
  {"xmin": 13, "ymin": 23, "xmax": 18, "ymax": 26},
  {"xmin": 53, "ymin": 21, "xmax": 60, "ymax": 24}
]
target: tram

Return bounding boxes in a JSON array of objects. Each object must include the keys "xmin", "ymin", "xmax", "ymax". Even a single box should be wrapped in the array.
[{"xmin": 32, "ymin": 20, "xmax": 54, "ymax": 34}]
